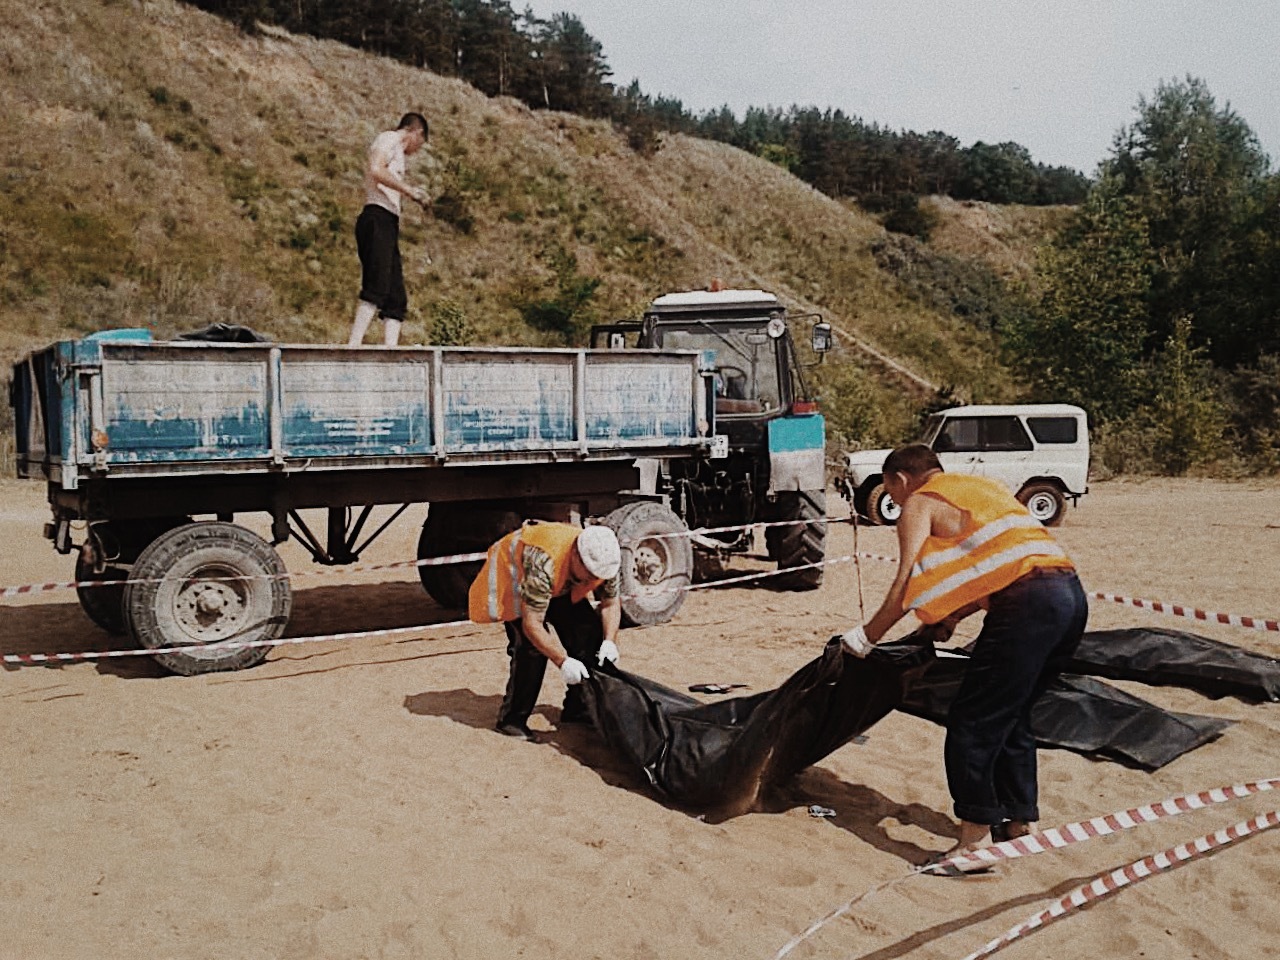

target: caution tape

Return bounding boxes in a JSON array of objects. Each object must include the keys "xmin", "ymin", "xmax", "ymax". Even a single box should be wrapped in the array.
[
  {"xmin": 959, "ymin": 808, "xmax": 1280, "ymax": 960},
  {"xmin": 772, "ymin": 777, "xmax": 1280, "ymax": 959},
  {"xmin": 2, "ymin": 618, "xmax": 476, "ymax": 664},
  {"xmin": 0, "ymin": 549, "xmax": 860, "ymax": 666},
  {"xmin": 1089, "ymin": 592, "xmax": 1280, "ymax": 633}
]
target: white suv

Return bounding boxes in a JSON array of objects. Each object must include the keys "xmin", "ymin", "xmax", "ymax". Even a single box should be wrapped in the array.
[{"xmin": 838, "ymin": 404, "xmax": 1089, "ymax": 526}]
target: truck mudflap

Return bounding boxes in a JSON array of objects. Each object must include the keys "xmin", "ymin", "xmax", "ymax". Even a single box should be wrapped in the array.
[{"xmin": 766, "ymin": 413, "xmax": 825, "ymax": 493}]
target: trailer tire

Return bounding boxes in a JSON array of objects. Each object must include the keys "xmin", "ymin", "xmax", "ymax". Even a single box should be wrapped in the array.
[
  {"xmin": 76, "ymin": 554, "xmax": 129, "ymax": 635},
  {"xmin": 417, "ymin": 504, "xmax": 522, "ymax": 610},
  {"xmin": 123, "ymin": 522, "xmax": 291, "ymax": 675},
  {"xmin": 765, "ymin": 490, "xmax": 827, "ymax": 590},
  {"xmin": 75, "ymin": 517, "xmax": 191, "ymax": 635},
  {"xmin": 603, "ymin": 502, "xmax": 692, "ymax": 627}
]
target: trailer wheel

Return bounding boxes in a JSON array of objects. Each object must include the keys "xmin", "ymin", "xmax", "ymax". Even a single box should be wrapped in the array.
[
  {"xmin": 75, "ymin": 517, "xmax": 191, "ymax": 635},
  {"xmin": 75, "ymin": 554, "xmax": 130, "ymax": 635},
  {"xmin": 123, "ymin": 522, "xmax": 291, "ymax": 675},
  {"xmin": 765, "ymin": 490, "xmax": 827, "ymax": 590},
  {"xmin": 603, "ymin": 502, "xmax": 693, "ymax": 627},
  {"xmin": 417, "ymin": 505, "xmax": 522, "ymax": 610}
]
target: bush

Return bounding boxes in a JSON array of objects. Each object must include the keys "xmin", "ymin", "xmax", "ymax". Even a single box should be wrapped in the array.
[{"xmin": 427, "ymin": 299, "xmax": 474, "ymax": 346}]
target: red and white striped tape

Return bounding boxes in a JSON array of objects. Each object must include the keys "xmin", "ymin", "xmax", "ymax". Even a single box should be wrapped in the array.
[
  {"xmin": 959, "ymin": 808, "xmax": 1280, "ymax": 960},
  {"xmin": 1, "ymin": 549, "xmax": 858, "ymax": 666},
  {"xmin": 2, "ymin": 618, "xmax": 477, "ymax": 664},
  {"xmin": 772, "ymin": 777, "xmax": 1280, "ymax": 960},
  {"xmin": 1089, "ymin": 591, "xmax": 1280, "ymax": 633}
]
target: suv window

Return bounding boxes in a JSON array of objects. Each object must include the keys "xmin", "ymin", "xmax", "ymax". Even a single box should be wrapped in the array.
[
  {"xmin": 1026, "ymin": 416, "xmax": 1079, "ymax": 444},
  {"xmin": 982, "ymin": 416, "xmax": 1034, "ymax": 451},
  {"xmin": 933, "ymin": 417, "xmax": 980, "ymax": 452},
  {"xmin": 933, "ymin": 415, "xmax": 1032, "ymax": 453}
]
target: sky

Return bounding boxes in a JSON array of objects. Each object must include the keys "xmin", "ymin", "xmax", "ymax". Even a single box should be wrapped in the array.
[{"xmin": 521, "ymin": 0, "xmax": 1279, "ymax": 174}]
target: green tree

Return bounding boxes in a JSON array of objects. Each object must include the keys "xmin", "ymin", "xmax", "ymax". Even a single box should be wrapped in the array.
[
  {"xmin": 1138, "ymin": 316, "xmax": 1227, "ymax": 474},
  {"xmin": 1107, "ymin": 76, "xmax": 1273, "ymax": 366},
  {"xmin": 1008, "ymin": 182, "xmax": 1154, "ymax": 420}
]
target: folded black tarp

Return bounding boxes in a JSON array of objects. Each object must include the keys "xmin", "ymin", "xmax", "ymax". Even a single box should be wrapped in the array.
[
  {"xmin": 898, "ymin": 651, "xmax": 1233, "ymax": 771},
  {"xmin": 1069, "ymin": 627, "xmax": 1280, "ymax": 701},
  {"xmin": 582, "ymin": 638, "xmax": 933, "ymax": 811}
]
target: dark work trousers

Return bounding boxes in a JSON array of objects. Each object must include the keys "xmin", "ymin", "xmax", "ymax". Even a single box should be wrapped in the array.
[
  {"xmin": 944, "ymin": 567, "xmax": 1088, "ymax": 825},
  {"xmin": 497, "ymin": 596, "xmax": 605, "ymax": 729},
  {"xmin": 354, "ymin": 204, "xmax": 407, "ymax": 321}
]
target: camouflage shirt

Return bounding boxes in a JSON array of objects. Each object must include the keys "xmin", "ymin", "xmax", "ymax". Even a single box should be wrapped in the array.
[{"xmin": 519, "ymin": 543, "xmax": 620, "ymax": 613}]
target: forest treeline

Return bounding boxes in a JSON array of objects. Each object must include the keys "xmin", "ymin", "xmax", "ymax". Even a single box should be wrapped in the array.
[{"xmin": 190, "ymin": 0, "xmax": 1088, "ymax": 207}]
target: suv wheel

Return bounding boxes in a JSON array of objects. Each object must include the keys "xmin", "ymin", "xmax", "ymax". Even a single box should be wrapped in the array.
[
  {"xmin": 1017, "ymin": 483, "xmax": 1066, "ymax": 526},
  {"xmin": 866, "ymin": 482, "xmax": 901, "ymax": 526}
]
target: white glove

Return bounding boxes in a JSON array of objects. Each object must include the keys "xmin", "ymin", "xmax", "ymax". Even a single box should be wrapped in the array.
[
  {"xmin": 596, "ymin": 640, "xmax": 620, "ymax": 666},
  {"xmin": 841, "ymin": 625, "xmax": 874, "ymax": 658},
  {"xmin": 560, "ymin": 657, "xmax": 590, "ymax": 685}
]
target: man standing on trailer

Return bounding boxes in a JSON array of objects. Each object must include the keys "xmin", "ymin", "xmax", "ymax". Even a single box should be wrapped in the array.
[
  {"xmin": 840, "ymin": 444, "xmax": 1088, "ymax": 870},
  {"xmin": 469, "ymin": 521, "xmax": 624, "ymax": 741},
  {"xmin": 349, "ymin": 112, "xmax": 430, "ymax": 347}
]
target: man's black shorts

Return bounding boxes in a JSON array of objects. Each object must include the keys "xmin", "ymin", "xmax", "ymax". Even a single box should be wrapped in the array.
[{"xmin": 355, "ymin": 204, "xmax": 407, "ymax": 321}]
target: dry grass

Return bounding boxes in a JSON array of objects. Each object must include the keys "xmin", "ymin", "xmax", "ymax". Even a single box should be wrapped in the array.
[{"xmin": 0, "ymin": 0, "xmax": 1055, "ymax": 456}]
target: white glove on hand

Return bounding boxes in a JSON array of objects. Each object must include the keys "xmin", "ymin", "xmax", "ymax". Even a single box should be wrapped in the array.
[
  {"xmin": 560, "ymin": 657, "xmax": 590, "ymax": 685},
  {"xmin": 841, "ymin": 625, "xmax": 874, "ymax": 658},
  {"xmin": 596, "ymin": 640, "xmax": 620, "ymax": 666}
]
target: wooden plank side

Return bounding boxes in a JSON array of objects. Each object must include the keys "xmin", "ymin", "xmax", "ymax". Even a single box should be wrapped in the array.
[
  {"xmin": 279, "ymin": 353, "xmax": 432, "ymax": 457},
  {"xmin": 100, "ymin": 348, "xmax": 270, "ymax": 462}
]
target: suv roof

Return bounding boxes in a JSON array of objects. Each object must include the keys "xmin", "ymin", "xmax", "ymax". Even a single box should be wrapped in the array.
[{"xmin": 934, "ymin": 403, "xmax": 1087, "ymax": 419}]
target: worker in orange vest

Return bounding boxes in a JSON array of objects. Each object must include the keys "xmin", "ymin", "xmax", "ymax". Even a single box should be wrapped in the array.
[
  {"xmin": 469, "ymin": 521, "xmax": 623, "ymax": 741},
  {"xmin": 843, "ymin": 444, "xmax": 1088, "ymax": 873}
]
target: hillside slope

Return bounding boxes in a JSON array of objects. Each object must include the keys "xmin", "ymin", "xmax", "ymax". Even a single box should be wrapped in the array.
[{"xmin": 1, "ymin": 0, "xmax": 1035, "ymax": 448}]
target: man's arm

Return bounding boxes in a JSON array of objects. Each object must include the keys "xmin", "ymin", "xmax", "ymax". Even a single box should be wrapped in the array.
[
  {"xmin": 368, "ymin": 137, "xmax": 427, "ymax": 205},
  {"xmin": 518, "ymin": 607, "xmax": 570, "ymax": 666},
  {"xmin": 864, "ymin": 495, "xmax": 934, "ymax": 643},
  {"xmin": 599, "ymin": 596, "xmax": 621, "ymax": 646}
]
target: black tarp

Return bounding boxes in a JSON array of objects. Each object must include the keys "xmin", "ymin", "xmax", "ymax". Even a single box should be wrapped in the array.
[
  {"xmin": 1068, "ymin": 627, "xmax": 1280, "ymax": 701},
  {"xmin": 582, "ymin": 638, "xmax": 933, "ymax": 810},
  {"xmin": 898, "ymin": 650, "xmax": 1233, "ymax": 771},
  {"xmin": 580, "ymin": 626, "xmax": 1276, "ymax": 809}
]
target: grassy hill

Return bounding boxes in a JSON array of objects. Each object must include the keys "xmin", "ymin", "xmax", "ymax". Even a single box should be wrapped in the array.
[{"xmin": 0, "ymin": 0, "xmax": 1057, "ymax": 462}]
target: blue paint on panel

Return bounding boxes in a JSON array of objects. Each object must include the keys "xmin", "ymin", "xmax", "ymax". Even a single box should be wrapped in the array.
[{"xmin": 768, "ymin": 414, "xmax": 825, "ymax": 453}]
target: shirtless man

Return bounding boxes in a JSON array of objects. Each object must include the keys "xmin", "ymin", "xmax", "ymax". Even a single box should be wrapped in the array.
[
  {"xmin": 349, "ymin": 113, "xmax": 430, "ymax": 347},
  {"xmin": 842, "ymin": 444, "xmax": 1088, "ymax": 869}
]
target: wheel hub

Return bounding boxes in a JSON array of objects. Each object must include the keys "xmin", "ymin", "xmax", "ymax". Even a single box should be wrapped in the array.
[
  {"xmin": 173, "ymin": 577, "xmax": 247, "ymax": 640},
  {"xmin": 631, "ymin": 540, "xmax": 668, "ymax": 586}
]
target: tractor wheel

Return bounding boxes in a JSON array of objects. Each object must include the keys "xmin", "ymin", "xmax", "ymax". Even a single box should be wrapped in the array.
[{"xmin": 764, "ymin": 490, "xmax": 827, "ymax": 590}]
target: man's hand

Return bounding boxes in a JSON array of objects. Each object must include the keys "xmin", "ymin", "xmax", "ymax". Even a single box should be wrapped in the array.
[
  {"xmin": 560, "ymin": 658, "xmax": 590, "ymax": 685},
  {"xmin": 596, "ymin": 640, "xmax": 620, "ymax": 666},
  {"xmin": 841, "ymin": 625, "xmax": 874, "ymax": 658},
  {"xmin": 412, "ymin": 186, "xmax": 430, "ymax": 207}
]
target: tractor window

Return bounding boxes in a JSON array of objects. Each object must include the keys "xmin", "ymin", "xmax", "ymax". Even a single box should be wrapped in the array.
[
  {"xmin": 1026, "ymin": 416, "xmax": 1079, "ymax": 444},
  {"xmin": 659, "ymin": 327, "xmax": 781, "ymax": 415},
  {"xmin": 981, "ymin": 416, "xmax": 1034, "ymax": 451}
]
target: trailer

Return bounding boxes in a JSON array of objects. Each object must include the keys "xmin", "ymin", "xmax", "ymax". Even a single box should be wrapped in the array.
[{"xmin": 11, "ymin": 332, "xmax": 714, "ymax": 673}]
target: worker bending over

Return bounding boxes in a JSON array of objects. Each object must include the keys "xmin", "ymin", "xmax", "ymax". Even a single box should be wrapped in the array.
[
  {"xmin": 469, "ymin": 521, "xmax": 623, "ymax": 741},
  {"xmin": 842, "ymin": 444, "xmax": 1087, "ymax": 869}
]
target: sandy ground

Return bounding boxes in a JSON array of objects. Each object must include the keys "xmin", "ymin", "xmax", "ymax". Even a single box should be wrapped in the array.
[{"xmin": 2, "ymin": 476, "xmax": 1279, "ymax": 960}]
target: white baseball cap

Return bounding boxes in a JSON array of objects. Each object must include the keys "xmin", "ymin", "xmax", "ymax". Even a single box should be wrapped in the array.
[{"xmin": 576, "ymin": 525, "xmax": 621, "ymax": 580}]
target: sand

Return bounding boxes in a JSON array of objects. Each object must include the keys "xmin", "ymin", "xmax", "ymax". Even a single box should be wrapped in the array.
[{"xmin": 2, "ymin": 476, "xmax": 1278, "ymax": 960}]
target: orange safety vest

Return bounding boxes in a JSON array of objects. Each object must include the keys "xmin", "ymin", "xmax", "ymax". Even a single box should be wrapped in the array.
[
  {"xmin": 468, "ymin": 521, "xmax": 604, "ymax": 624},
  {"xmin": 902, "ymin": 473, "xmax": 1074, "ymax": 624}
]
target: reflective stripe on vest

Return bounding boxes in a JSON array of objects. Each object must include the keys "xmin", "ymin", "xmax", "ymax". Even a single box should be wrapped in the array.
[
  {"xmin": 469, "ymin": 521, "xmax": 602, "ymax": 624},
  {"xmin": 903, "ymin": 474, "xmax": 1073, "ymax": 624}
]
